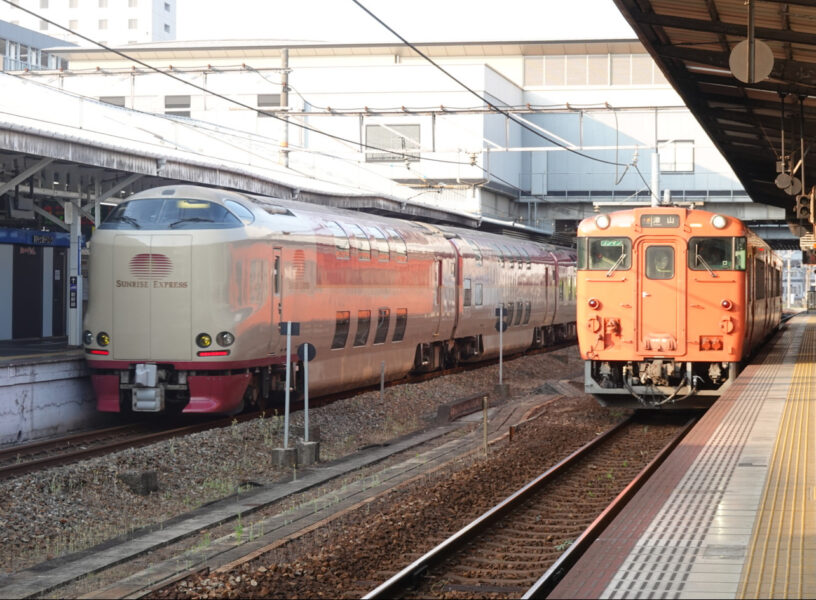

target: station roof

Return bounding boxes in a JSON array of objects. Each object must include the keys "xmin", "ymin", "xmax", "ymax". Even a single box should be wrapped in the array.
[
  {"xmin": 613, "ymin": 0, "xmax": 816, "ymax": 228},
  {"xmin": 0, "ymin": 72, "xmax": 564, "ymax": 241}
]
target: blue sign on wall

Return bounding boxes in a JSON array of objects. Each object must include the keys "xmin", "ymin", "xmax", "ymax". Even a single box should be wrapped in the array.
[{"xmin": 0, "ymin": 227, "xmax": 74, "ymax": 247}]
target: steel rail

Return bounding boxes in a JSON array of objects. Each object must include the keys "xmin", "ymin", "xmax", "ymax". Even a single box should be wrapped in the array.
[
  {"xmin": 522, "ymin": 416, "xmax": 697, "ymax": 599},
  {"xmin": 0, "ymin": 422, "xmax": 147, "ymax": 461},
  {"xmin": 0, "ymin": 413, "xmax": 254, "ymax": 480},
  {"xmin": 362, "ymin": 416, "xmax": 634, "ymax": 600}
]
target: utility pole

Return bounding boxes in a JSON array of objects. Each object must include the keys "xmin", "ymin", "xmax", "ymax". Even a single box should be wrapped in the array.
[
  {"xmin": 786, "ymin": 254, "xmax": 791, "ymax": 308},
  {"xmin": 651, "ymin": 150, "xmax": 660, "ymax": 207},
  {"xmin": 280, "ymin": 48, "xmax": 290, "ymax": 168}
]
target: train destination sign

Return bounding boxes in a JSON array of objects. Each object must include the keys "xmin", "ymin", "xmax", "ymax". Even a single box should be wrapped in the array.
[{"xmin": 640, "ymin": 214, "xmax": 680, "ymax": 228}]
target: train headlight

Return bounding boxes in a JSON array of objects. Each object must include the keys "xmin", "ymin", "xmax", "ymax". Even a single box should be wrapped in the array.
[
  {"xmin": 721, "ymin": 299, "xmax": 733, "ymax": 310},
  {"xmin": 587, "ymin": 298, "xmax": 601, "ymax": 310},
  {"xmin": 83, "ymin": 330, "xmax": 94, "ymax": 345},
  {"xmin": 595, "ymin": 214, "xmax": 611, "ymax": 229},
  {"xmin": 196, "ymin": 333, "xmax": 212, "ymax": 348},
  {"xmin": 711, "ymin": 214, "xmax": 728, "ymax": 229},
  {"xmin": 97, "ymin": 332, "xmax": 111, "ymax": 347},
  {"xmin": 216, "ymin": 331, "xmax": 235, "ymax": 347}
]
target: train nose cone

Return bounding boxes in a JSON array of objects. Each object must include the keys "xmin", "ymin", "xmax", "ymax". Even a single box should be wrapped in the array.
[{"xmin": 113, "ymin": 235, "xmax": 192, "ymax": 360}]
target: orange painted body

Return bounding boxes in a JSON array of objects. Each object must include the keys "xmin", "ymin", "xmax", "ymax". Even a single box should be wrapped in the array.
[{"xmin": 576, "ymin": 206, "xmax": 781, "ymax": 408}]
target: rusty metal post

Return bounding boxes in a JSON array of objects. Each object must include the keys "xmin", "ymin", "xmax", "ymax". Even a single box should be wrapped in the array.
[{"xmin": 483, "ymin": 395, "xmax": 488, "ymax": 456}]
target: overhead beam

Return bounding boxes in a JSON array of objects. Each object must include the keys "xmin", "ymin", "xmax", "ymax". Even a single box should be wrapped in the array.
[
  {"xmin": 0, "ymin": 157, "xmax": 53, "ymax": 195},
  {"xmin": 631, "ymin": 10, "xmax": 816, "ymax": 47},
  {"xmin": 655, "ymin": 45, "xmax": 816, "ymax": 88}
]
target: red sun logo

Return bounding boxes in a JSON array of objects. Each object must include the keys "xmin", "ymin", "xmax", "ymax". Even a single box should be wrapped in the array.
[{"xmin": 129, "ymin": 253, "xmax": 173, "ymax": 279}]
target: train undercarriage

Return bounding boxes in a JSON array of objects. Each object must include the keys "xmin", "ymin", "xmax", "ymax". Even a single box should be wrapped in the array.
[{"xmin": 586, "ymin": 358, "xmax": 739, "ymax": 409}]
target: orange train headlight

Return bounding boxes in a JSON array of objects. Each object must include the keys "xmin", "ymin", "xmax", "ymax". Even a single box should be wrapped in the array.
[
  {"xmin": 595, "ymin": 215, "xmax": 610, "ymax": 229},
  {"xmin": 711, "ymin": 214, "xmax": 728, "ymax": 229}
]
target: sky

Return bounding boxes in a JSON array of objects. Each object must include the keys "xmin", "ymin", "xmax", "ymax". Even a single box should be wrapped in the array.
[{"xmin": 175, "ymin": 0, "xmax": 635, "ymax": 44}]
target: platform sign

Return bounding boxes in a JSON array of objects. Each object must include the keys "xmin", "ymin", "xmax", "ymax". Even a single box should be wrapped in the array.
[
  {"xmin": 69, "ymin": 276, "xmax": 77, "ymax": 309},
  {"xmin": 279, "ymin": 322, "xmax": 300, "ymax": 336},
  {"xmin": 495, "ymin": 306, "xmax": 508, "ymax": 332},
  {"xmin": 297, "ymin": 342, "xmax": 316, "ymax": 362}
]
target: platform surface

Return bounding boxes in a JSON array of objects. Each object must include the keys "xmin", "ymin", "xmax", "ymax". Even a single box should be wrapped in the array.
[
  {"xmin": 551, "ymin": 313, "xmax": 816, "ymax": 599},
  {"xmin": 0, "ymin": 338, "xmax": 81, "ymax": 366}
]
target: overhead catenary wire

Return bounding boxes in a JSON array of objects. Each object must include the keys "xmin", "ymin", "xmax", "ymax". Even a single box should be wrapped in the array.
[
  {"xmin": 0, "ymin": 0, "xmax": 486, "ymax": 170},
  {"xmin": 349, "ymin": 0, "xmax": 640, "ymax": 172},
  {"xmin": 2, "ymin": 0, "xmax": 651, "ymax": 211}
]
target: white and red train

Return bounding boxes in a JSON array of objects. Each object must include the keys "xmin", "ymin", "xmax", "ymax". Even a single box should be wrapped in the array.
[{"xmin": 83, "ymin": 184, "xmax": 577, "ymax": 414}]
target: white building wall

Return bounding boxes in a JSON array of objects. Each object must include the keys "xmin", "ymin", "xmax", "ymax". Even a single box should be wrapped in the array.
[{"xmin": 0, "ymin": 0, "xmax": 175, "ymax": 45}]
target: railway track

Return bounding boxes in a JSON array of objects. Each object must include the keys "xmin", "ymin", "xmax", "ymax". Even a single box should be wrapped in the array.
[
  {"xmin": 364, "ymin": 412, "xmax": 697, "ymax": 599},
  {"xmin": 0, "ymin": 340, "xmax": 576, "ymax": 481},
  {"xmin": 0, "ymin": 414, "xmax": 257, "ymax": 481}
]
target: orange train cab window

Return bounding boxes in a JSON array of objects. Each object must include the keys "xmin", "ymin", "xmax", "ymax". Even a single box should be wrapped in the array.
[{"xmin": 646, "ymin": 246, "xmax": 674, "ymax": 280}]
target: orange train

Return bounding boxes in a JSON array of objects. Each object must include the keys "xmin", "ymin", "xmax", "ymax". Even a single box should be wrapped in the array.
[{"xmin": 576, "ymin": 206, "xmax": 781, "ymax": 408}]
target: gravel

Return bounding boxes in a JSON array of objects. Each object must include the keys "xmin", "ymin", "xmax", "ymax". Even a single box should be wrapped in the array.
[{"xmin": 0, "ymin": 348, "xmax": 592, "ymax": 577}]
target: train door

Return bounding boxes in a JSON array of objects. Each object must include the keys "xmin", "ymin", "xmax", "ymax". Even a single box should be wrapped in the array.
[
  {"xmin": 746, "ymin": 250, "xmax": 755, "ymax": 347},
  {"xmin": 271, "ymin": 247, "xmax": 282, "ymax": 324},
  {"xmin": 433, "ymin": 259, "xmax": 442, "ymax": 336},
  {"xmin": 636, "ymin": 241, "xmax": 686, "ymax": 355}
]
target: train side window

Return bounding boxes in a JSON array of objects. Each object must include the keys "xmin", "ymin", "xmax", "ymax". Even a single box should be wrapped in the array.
[
  {"xmin": 393, "ymin": 308, "xmax": 408, "ymax": 342},
  {"xmin": 224, "ymin": 200, "xmax": 255, "ymax": 224},
  {"xmin": 369, "ymin": 227, "xmax": 390, "ymax": 262},
  {"xmin": 347, "ymin": 224, "xmax": 371, "ymax": 261},
  {"xmin": 496, "ymin": 245, "xmax": 505, "ymax": 268},
  {"xmin": 384, "ymin": 227, "xmax": 407, "ymax": 262},
  {"xmin": 475, "ymin": 283, "xmax": 483, "ymax": 306},
  {"xmin": 331, "ymin": 311, "xmax": 351, "ymax": 349},
  {"xmin": 577, "ymin": 238, "xmax": 587, "ymax": 269},
  {"xmin": 505, "ymin": 302, "xmax": 514, "ymax": 326},
  {"xmin": 646, "ymin": 246, "xmax": 674, "ymax": 279},
  {"xmin": 374, "ymin": 308, "xmax": 390, "ymax": 344},
  {"xmin": 514, "ymin": 301, "xmax": 523, "ymax": 325},
  {"xmin": 273, "ymin": 256, "xmax": 280, "ymax": 295},
  {"xmin": 755, "ymin": 259, "xmax": 766, "ymax": 299},
  {"xmin": 463, "ymin": 278, "xmax": 472, "ymax": 307},
  {"xmin": 587, "ymin": 238, "xmax": 631, "ymax": 270},
  {"xmin": 523, "ymin": 301, "xmax": 531, "ymax": 324},
  {"xmin": 733, "ymin": 237, "xmax": 747, "ymax": 270},
  {"xmin": 326, "ymin": 221, "xmax": 350, "ymax": 260},
  {"xmin": 354, "ymin": 310, "xmax": 371, "ymax": 347}
]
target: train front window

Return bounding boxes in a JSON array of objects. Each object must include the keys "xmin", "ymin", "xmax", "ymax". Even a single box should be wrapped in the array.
[
  {"xmin": 646, "ymin": 246, "xmax": 674, "ymax": 280},
  {"xmin": 101, "ymin": 198, "xmax": 242, "ymax": 230},
  {"xmin": 688, "ymin": 237, "xmax": 744, "ymax": 271},
  {"xmin": 584, "ymin": 238, "xmax": 631, "ymax": 271}
]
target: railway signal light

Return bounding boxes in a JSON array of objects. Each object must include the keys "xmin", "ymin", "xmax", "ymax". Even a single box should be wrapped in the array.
[{"xmin": 795, "ymin": 194, "xmax": 811, "ymax": 220}]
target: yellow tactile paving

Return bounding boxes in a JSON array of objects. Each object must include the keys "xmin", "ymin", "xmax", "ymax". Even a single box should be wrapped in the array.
[{"xmin": 739, "ymin": 315, "xmax": 816, "ymax": 599}]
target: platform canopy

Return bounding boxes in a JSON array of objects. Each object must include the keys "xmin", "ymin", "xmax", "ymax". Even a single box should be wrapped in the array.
[{"xmin": 613, "ymin": 0, "xmax": 816, "ymax": 231}]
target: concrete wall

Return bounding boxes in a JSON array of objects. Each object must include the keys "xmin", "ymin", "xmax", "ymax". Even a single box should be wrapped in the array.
[{"xmin": 0, "ymin": 356, "xmax": 107, "ymax": 445}]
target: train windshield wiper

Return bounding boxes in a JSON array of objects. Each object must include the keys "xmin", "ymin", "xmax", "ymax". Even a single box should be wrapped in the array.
[
  {"xmin": 168, "ymin": 217, "xmax": 215, "ymax": 228},
  {"xmin": 695, "ymin": 253, "xmax": 718, "ymax": 278},
  {"xmin": 606, "ymin": 253, "xmax": 626, "ymax": 277},
  {"xmin": 116, "ymin": 215, "xmax": 141, "ymax": 228}
]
